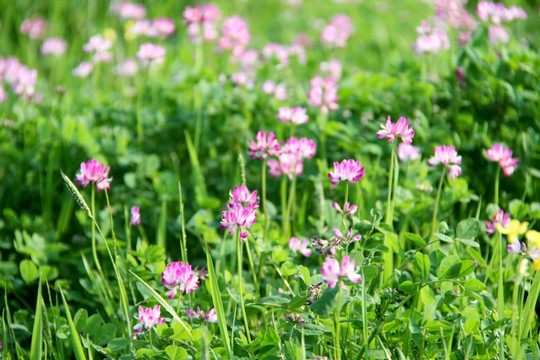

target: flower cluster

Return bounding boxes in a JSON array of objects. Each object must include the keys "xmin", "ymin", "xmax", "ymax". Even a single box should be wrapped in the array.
[
  {"xmin": 218, "ymin": 16, "xmax": 251, "ymax": 57},
  {"xmin": 128, "ymin": 18, "xmax": 175, "ymax": 39},
  {"xmin": 83, "ymin": 34, "xmax": 113, "ymax": 63},
  {"xmin": 41, "ymin": 37, "xmax": 67, "ymax": 57},
  {"xmin": 319, "ymin": 59, "xmax": 342, "ymax": 81},
  {"xmin": 133, "ymin": 305, "xmax": 165, "ymax": 333},
  {"xmin": 262, "ymin": 42, "xmax": 306, "ymax": 67},
  {"xmin": 397, "ymin": 143, "xmax": 420, "ymax": 162},
  {"xmin": 289, "ymin": 237, "xmax": 312, "ymax": 257},
  {"xmin": 130, "ymin": 206, "xmax": 141, "ymax": 226},
  {"xmin": 476, "ymin": 2, "xmax": 527, "ymax": 24},
  {"xmin": 186, "ymin": 307, "xmax": 218, "ymax": 323},
  {"xmin": 20, "ymin": 16, "xmax": 47, "ymax": 40},
  {"xmin": 434, "ymin": 0, "xmax": 476, "ymax": 43},
  {"xmin": 308, "ymin": 75, "xmax": 339, "ymax": 114},
  {"xmin": 262, "ymin": 80, "xmax": 287, "ymax": 101},
  {"xmin": 110, "ymin": 1, "xmax": 146, "ymax": 20},
  {"xmin": 221, "ymin": 185, "xmax": 258, "ymax": 241},
  {"xmin": 72, "ymin": 62, "xmax": 93, "ymax": 78},
  {"xmin": 161, "ymin": 261, "xmax": 199, "ymax": 298},
  {"xmin": 485, "ymin": 144, "xmax": 519, "ymax": 177},
  {"xmin": 248, "ymin": 131, "xmax": 282, "ymax": 160},
  {"xmin": 376, "ymin": 116, "xmax": 415, "ymax": 145},
  {"xmin": 75, "ymin": 159, "xmax": 112, "ymax": 191},
  {"xmin": 267, "ymin": 137, "xmax": 317, "ymax": 179},
  {"xmin": 328, "ymin": 159, "xmax": 365, "ymax": 186},
  {"xmin": 278, "ymin": 106, "xmax": 309, "ymax": 125},
  {"xmin": 0, "ymin": 56, "xmax": 39, "ymax": 101},
  {"xmin": 485, "ymin": 209, "xmax": 510, "ymax": 235},
  {"xmin": 114, "ymin": 58, "xmax": 138, "ymax": 77},
  {"xmin": 283, "ymin": 312, "xmax": 306, "ymax": 325},
  {"xmin": 321, "ymin": 256, "xmax": 362, "ymax": 289},
  {"xmin": 332, "ymin": 201, "xmax": 358, "ymax": 218},
  {"xmin": 428, "ymin": 145, "xmax": 462, "ymax": 180},
  {"xmin": 183, "ymin": 3, "xmax": 221, "ymax": 44},
  {"xmin": 136, "ymin": 43, "xmax": 166, "ymax": 68},
  {"xmin": 413, "ymin": 21, "xmax": 450, "ymax": 54},
  {"xmin": 321, "ymin": 14, "xmax": 354, "ymax": 48}
]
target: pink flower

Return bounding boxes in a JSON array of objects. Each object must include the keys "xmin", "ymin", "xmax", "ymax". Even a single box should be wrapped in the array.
[
  {"xmin": 20, "ymin": 16, "xmax": 47, "ymax": 40},
  {"xmin": 282, "ymin": 137, "xmax": 317, "ymax": 159},
  {"xmin": 186, "ymin": 307, "xmax": 218, "ymax": 323},
  {"xmin": 41, "ymin": 37, "xmax": 67, "ymax": 57},
  {"xmin": 283, "ymin": 312, "xmax": 306, "ymax": 325},
  {"xmin": 0, "ymin": 57, "xmax": 21, "ymax": 84},
  {"xmin": 130, "ymin": 206, "xmax": 141, "ymax": 226},
  {"xmin": 114, "ymin": 58, "xmax": 138, "ymax": 76},
  {"xmin": 248, "ymin": 131, "xmax": 282, "ymax": 160},
  {"xmin": 221, "ymin": 203, "xmax": 257, "ymax": 241},
  {"xmin": 218, "ymin": 16, "xmax": 251, "ymax": 56},
  {"xmin": 486, "ymin": 144, "xmax": 519, "ymax": 176},
  {"xmin": 321, "ymin": 256, "xmax": 362, "ymax": 289},
  {"xmin": 162, "ymin": 261, "xmax": 200, "ymax": 298},
  {"xmin": 136, "ymin": 43, "xmax": 166, "ymax": 68},
  {"xmin": 320, "ymin": 59, "xmax": 342, "ymax": 81},
  {"xmin": 274, "ymin": 83, "xmax": 288, "ymax": 101},
  {"xmin": 488, "ymin": 25, "xmax": 509, "ymax": 44},
  {"xmin": 328, "ymin": 159, "xmax": 365, "ymax": 186},
  {"xmin": 477, "ymin": 2, "xmax": 527, "ymax": 24},
  {"xmin": 377, "ymin": 116, "xmax": 415, "ymax": 144},
  {"xmin": 507, "ymin": 241, "xmax": 525, "ymax": 254},
  {"xmin": 308, "ymin": 75, "xmax": 339, "ymax": 114},
  {"xmin": 428, "ymin": 145, "xmax": 462, "ymax": 180},
  {"xmin": 486, "ymin": 209, "xmax": 510, "ymax": 236},
  {"xmin": 183, "ymin": 4, "xmax": 221, "ymax": 43},
  {"xmin": 229, "ymin": 185, "xmax": 259, "ymax": 209},
  {"xmin": 129, "ymin": 20, "xmax": 155, "ymax": 37},
  {"xmin": 75, "ymin": 159, "xmax": 112, "ymax": 191},
  {"xmin": 11, "ymin": 66, "xmax": 37, "ymax": 99},
  {"xmin": 72, "ymin": 61, "xmax": 93, "ymax": 78},
  {"xmin": 332, "ymin": 201, "xmax": 358, "ymax": 218},
  {"xmin": 278, "ymin": 107, "xmax": 308, "ymax": 125},
  {"xmin": 413, "ymin": 22, "xmax": 450, "ymax": 54},
  {"xmin": 152, "ymin": 18, "xmax": 175, "ymax": 38},
  {"xmin": 83, "ymin": 35, "xmax": 113, "ymax": 60},
  {"xmin": 133, "ymin": 305, "xmax": 165, "ymax": 333},
  {"xmin": 397, "ymin": 143, "xmax": 420, "ymax": 162},
  {"xmin": 333, "ymin": 228, "xmax": 362, "ymax": 244},
  {"xmin": 111, "ymin": 1, "xmax": 147, "ymax": 19},
  {"xmin": 262, "ymin": 80, "xmax": 275, "ymax": 94},
  {"xmin": 289, "ymin": 237, "xmax": 312, "ymax": 257},
  {"xmin": 321, "ymin": 14, "xmax": 354, "ymax": 48}
]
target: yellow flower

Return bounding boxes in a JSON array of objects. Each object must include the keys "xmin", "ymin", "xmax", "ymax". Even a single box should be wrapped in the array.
[
  {"xmin": 526, "ymin": 230, "xmax": 540, "ymax": 248},
  {"xmin": 496, "ymin": 219, "xmax": 528, "ymax": 244},
  {"xmin": 532, "ymin": 257, "xmax": 540, "ymax": 272},
  {"xmin": 103, "ymin": 28, "xmax": 117, "ymax": 42}
]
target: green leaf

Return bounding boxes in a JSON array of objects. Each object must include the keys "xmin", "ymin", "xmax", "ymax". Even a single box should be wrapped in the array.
[
  {"xmin": 456, "ymin": 238, "xmax": 480, "ymax": 248},
  {"xmin": 415, "ymin": 253, "xmax": 430, "ymax": 282},
  {"xmin": 464, "ymin": 279, "xmax": 486, "ymax": 292},
  {"xmin": 298, "ymin": 265, "xmax": 311, "ymax": 286},
  {"xmin": 20, "ymin": 260, "xmax": 38, "ymax": 283},
  {"xmin": 59, "ymin": 285, "xmax": 87, "ymax": 360},
  {"xmin": 458, "ymin": 260, "xmax": 476, "ymax": 278},
  {"xmin": 311, "ymin": 286, "xmax": 339, "ymax": 316},
  {"xmin": 406, "ymin": 233, "xmax": 427, "ymax": 247},
  {"xmin": 456, "ymin": 218, "xmax": 480, "ymax": 240},
  {"xmin": 272, "ymin": 248, "xmax": 287, "ymax": 263},
  {"xmin": 398, "ymin": 280, "xmax": 416, "ymax": 295},
  {"xmin": 437, "ymin": 256, "xmax": 462, "ymax": 280},
  {"xmin": 73, "ymin": 309, "xmax": 88, "ymax": 332},
  {"xmin": 362, "ymin": 266, "xmax": 379, "ymax": 282},
  {"xmin": 433, "ymin": 233, "xmax": 454, "ymax": 243},
  {"xmin": 108, "ymin": 338, "xmax": 129, "ymax": 352},
  {"xmin": 29, "ymin": 279, "xmax": 42, "ymax": 360},
  {"xmin": 468, "ymin": 248, "xmax": 486, "ymax": 267},
  {"xmin": 165, "ymin": 345, "xmax": 188, "ymax": 360},
  {"xmin": 280, "ymin": 261, "xmax": 297, "ymax": 277}
]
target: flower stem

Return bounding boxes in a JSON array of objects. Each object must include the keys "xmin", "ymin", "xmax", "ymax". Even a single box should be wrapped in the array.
[
  {"xmin": 341, "ymin": 182, "xmax": 349, "ymax": 233},
  {"xmin": 497, "ymin": 231, "xmax": 505, "ymax": 360},
  {"xmin": 284, "ymin": 174, "xmax": 296, "ymax": 237},
  {"xmin": 494, "ymin": 166, "xmax": 500, "ymax": 206},
  {"xmin": 383, "ymin": 143, "xmax": 396, "ymax": 282},
  {"xmin": 136, "ymin": 68, "xmax": 149, "ymax": 143},
  {"xmin": 335, "ymin": 280, "xmax": 343, "ymax": 360},
  {"xmin": 431, "ymin": 167, "xmax": 446, "ymax": 243},
  {"xmin": 262, "ymin": 160, "xmax": 269, "ymax": 243},
  {"xmin": 237, "ymin": 232, "xmax": 252, "ymax": 343}
]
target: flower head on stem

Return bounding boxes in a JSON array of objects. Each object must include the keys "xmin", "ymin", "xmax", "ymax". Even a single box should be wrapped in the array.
[
  {"xmin": 133, "ymin": 305, "xmax": 165, "ymax": 333},
  {"xmin": 321, "ymin": 256, "xmax": 362, "ymax": 289},
  {"xmin": 376, "ymin": 116, "xmax": 415, "ymax": 144},
  {"xmin": 428, "ymin": 145, "xmax": 462, "ymax": 180},
  {"xmin": 161, "ymin": 261, "xmax": 199, "ymax": 298}
]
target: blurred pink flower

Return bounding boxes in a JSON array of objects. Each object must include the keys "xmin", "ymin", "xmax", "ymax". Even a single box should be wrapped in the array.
[
  {"xmin": 377, "ymin": 116, "xmax": 415, "ymax": 144},
  {"xmin": 321, "ymin": 256, "xmax": 362, "ymax": 289},
  {"xmin": 152, "ymin": 18, "xmax": 175, "ymax": 38},
  {"xmin": 221, "ymin": 203, "xmax": 257, "ymax": 241},
  {"xmin": 183, "ymin": 4, "xmax": 221, "ymax": 43},
  {"xmin": 130, "ymin": 206, "xmax": 141, "ymax": 226},
  {"xmin": 20, "ymin": 16, "xmax": 47, "ymax": 40},
  {"xmin": 218, "ymin": 16, "xmax": 251, "ymax": 56},
  {"xmin": 308, "ymin": 75, "xmax": 338, "ymax": 114},
  {"xmin": 41, "ymin": 37, "xmax": 67, "ymax": 57},
  {"xmin": 114, "ymin": 58, "xmax": 138, "ymax": 76},
  {"xmin": 136, "ymin": 43, "xmax": 166, "ymax": 68},
  {"xmin": 488, "ymin": 24, "xmax": 509, "ymax": 44},
  {"xmin": 11, "ymin": 66, "xmax": 37, "ymax": 99},
  {"xmin": 428, "ymin": 145, "xmax": 462, "ymax": 180},
  {"xmin": 248, "ymin": 130, "xmax": 282, "ymax": 160},
  {"xmin": 129, "ymin": 19, "xmax": 155, "ymax": 37},
  {"xmin": 486, "ymin": 143, "xmax": 519, "ymax": 176},
  {"xmin": 282, "ymin": 137, "xmax": 316, "ymax": 159},
  {"xmin": 289, "ymin": 237, "xmax": 312, "ymax": 257},
  {"xmin": 320, "ymin": 59, "xmax": 342, "ymax": 81},
  {"xmin": 133, "ymin": 305, "xmax": 165, "ymax": 333},
  {"xmin": 75, "ymin": 159, "xmax": 112, "ymax": 191},
  {"xmin": 477, "ymin": 2, "xmax": 527, "ymax": 24},
  {"xmin": 413, "ymin": 22, "xmax": 450, "ymax": 54},
  {"xmin": 321, "ymin": 14, "xmax": 354, "ymax": 47},
  {"xmin": 162, "ymin": 261, "xmax": 199, "ymax": 298},
  {"xmin": 332, "ymin": 201, "xmax": 358, "ymax": 218},
  {"xmin": 328, "ymin": 159, "xmax": 365, "ymax": 186},
  {"xmin": 274, "ymin": 83, "xmax": 287, "ymax": 101},
  {"xmin": 278, "ymin": 107, "xmax": 309, "ymax": 125},
  {"xmin": 111, "ymin": 1, "xmax": 146, "ymax": 19},
  {"xmin": 186, "ymin": 307, "xmax": 218, "ymax": 323},
  {"xmin": 72, "ymin": 61, "xmax": 93, "ymax": 78},
  {"xmin": 84, "ymin": 35, "xmax": 113, "ymax": 63},
  {"xmin": 486, "ymin": 209, "xmax": 510, "ymax": 236},
  {"xmin": 262, "ymin": 80, "xmax": 276, "ymax": 94},
  {"xmin": 397, "ymin": 143, "xmax": 420, "ymax": 162},
  {"xmin": 229, "ymin": 185, "xmax": 259, "ymax": 209}
]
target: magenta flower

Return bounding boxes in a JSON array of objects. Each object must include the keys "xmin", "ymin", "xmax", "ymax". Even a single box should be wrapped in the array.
[
  {"xmin": 186, "ymin": 307, "xmax": 218, "ymax": 323},
  {"xmin": 72, "ymin": 61, "xmax": 93, "ymax": 78},
  {"xmin": 397, "ymin": 143, "xmax": 420, "ymax": 162},
  {"xmin": 267, "ymin": 153, "xmax": 303, "ymax": 179},
  {"xmin": 321, "ymin": 256, "xmax": 362, "ymax": 289},
  {"xmin": 20, "ymin": 16, "xmax": 47, "ymax": 40},
  {"xmin": 75, "ymin": 159, "xmax": 112, "ymax": 191},
  {"xmin": 41, "ymin": 37, "xmax": 67, "ymax": 57},
  {"xmin": 274, "ymin": 83, "xmax": 288, "ymax": 101},
  {"xmin": 332, "ymin": 201, "xmax": 358, "ymax": 218},
  {"xmin": 308, "ymin": 75, "xmax": 338, "ymax": 114},
  {"xmin": 114, "ymin": 58, "xmax": 138, "ymax": 77},
  {"xmin": 228, "ymin": 185, "xmax": 259, "ymax": 209},
  {"xmin": 508, "ymin": 241, "xmax": 525, "ymax": 254},
  {"xmin": 83, "ymin": 35, "xmax": 113, "ymax": 63},
  {"xmin": 486, "ymin": 144, "xmax": 519, "ymax": 176},
  {"xmin": 162, "ymin": 261, "xmax": 199, "ymax": 298},
  {"xmin": 289, "ymin": 237, "xmax": 312, "ymax": 257},
  {"xmin": 137, "ymin": 43, "xmax": 166, "ymax": 68},
  {"xmin": 248, "ymin": 131, "xmax": 282, "ymax": 160},
  {"xmin": 133, "ymin": 305, "xmax": 165, "ymax": 333},
  {"xmin": 111, "ymin": 1, "xmax": 147, "ymax": 19},
  {"xmin": 218, "ymin": 16, "xmax": 251, "ymax": 56},
  {"xmin": 283, "ymin": 312, "xmax": 306, "ymax": 325},
  {"xmin": 328, "ymin": 159, "xmax": 365, "ymax": 186},
  {"xmin": 11, "ymin": 66, "xmax": 37, "ymax": 99},
  {"xmin": 428, "ymin": 145, "xmax": 462, "ymax": 180},
  {"xmin": 486, "ymin": 209, "xmax": 510, "ymax": 236},
  {"xmin": 130, "ymin": 206, "xmax": 141, "ymax": 226},
  {"xmin": 282, "ymin": 137, "xmax": 316, "ymax": 159},
  {"xmin": 221, "ymin": 203, "xmax": 257, "ymax": 241},
  {"xmin": 333, "ymin": 228, "xmax": 362, "ymax": 244},
  {"xmin": 413, "ymin": 22, "xmax": 450, "ymax": 54},
  {"xmin": 278, "ymin": 107, "xmax": 309, "ymax": 125},
  {"xmin": 183, "ymin": 4, "xmax": 221, "ymax": 43},
  {"xmin": 151, "ymin": 18, "xmax": 175, "ymax": 38},
  {"xmin": 320, "ymin": 14, "xmax": 354, "ymax": 48},
  {"xmin": 477, "ymin": 2, "xmax": 527, "ymax": 23},
  {"xmin": 377, "ymin": 116, "xmax": 415, "ymax": 145},
  {"xmin": 320, "ymin": 59, "xmax": 342, "ymax": 81}
]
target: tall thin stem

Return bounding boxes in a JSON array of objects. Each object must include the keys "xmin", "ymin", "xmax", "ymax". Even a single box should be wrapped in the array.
[
  {"xmin": 497, "ymin": 231, "xmax": 505, "ymax": 360},
  {"xmin": 431, "ymin": 167, "xmax": 447, "ymax": 241},
  {"xmin": 494, "ymin": 166, "xmax": 501, "ymax": 206},
  {"xmin": 262, "ymin": 160, "xmax": 269, "ymax": 243},
  {"xmin": 284, "ymin": 174, "xmax": 296, "ymax": 238},
  {"xmin": 340, "ymin": 182, "xmax": 349, "ymax": 233},
  {"xmin": 136, "ymin": 68, "xmax": 149, "ymax": 143},
  {"xmin": 335, "ymin": 280, "xmax": 343, "ymax": 360},
  {"xmin": 383, "ymin": 143, "xmax": 396, "ymax": 282},
  {"xmin": 237, "ymin": 232, "xmax": 252, "ymax": 343}
]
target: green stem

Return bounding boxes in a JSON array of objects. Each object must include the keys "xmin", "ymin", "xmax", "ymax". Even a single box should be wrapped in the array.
[
  {"xmin": 318, "ymin": 112, "xmax": 327, "ymax": 161},
  {"xmin": 361, "ymin": 268, "xmax": 369, "ymax": 358},
  {"xmin": 341, "ymin": 182, "xmax": 349, "ymax": 233},
  {"xmin": 244, "ymin": 236, "xmax": 259, "ymax": 297},
  {"xmin": 284, "ymin": 174, "xmax": 297, "ymax": 238},
  {"xmin": 494, "ymin": 166, "xmax": 500, "ymax": 206},
  {"xmin": 237, "ymin": 232, "xmax": 252, "ymax": 344},
  {"xmin": 383, "ymin": 143, "xmax": 397, "ymax": 282},
  {"xmin": 431, "ymin": 167, "xmax": 447, "ymax": 242},
  {"xmin": 335, "ymin": 280, "xmax": 343, "ymax": 360},
  {"xmin": 136, "ymin": 68, "xmax": 149, "ymax": 143},
  {"xmin": 178, "ymin": 180, "xmax": 188, "ymax": 264},
  {"xmin": 104, "ymin": 189, "xmax": 118, "ymax": 260},
  {"xmin": 498, "ymin": 231, "xmax": 505, "ymax": 360},
  {"xmin": 262, "ymin": 160, "xmax": 269, "ymax": 243}
]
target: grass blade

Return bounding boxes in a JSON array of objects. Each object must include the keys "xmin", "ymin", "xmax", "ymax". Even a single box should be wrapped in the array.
[
  {"xmin": 519, "ymin": 269, "xmax": 540, "ymax": 339},
  {"xmin": 29, "ymin": 278, "xmax": 43, "ymax": 360},
  {"xmin": 59, "ymin": 286, "xmax": 87, "ymax": 360}
]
